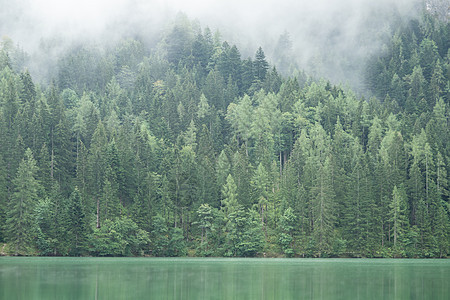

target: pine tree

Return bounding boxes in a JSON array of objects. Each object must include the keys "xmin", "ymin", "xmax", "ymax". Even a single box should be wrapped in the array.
[
  {"xmin": 231, "ymin": 147, "xmax": 252, "ymax": 207},
  {"xmin": 5, "ymin": 148, "xmax": 40, "ymax": 255},
  {"xmin": 217, "ymin": 41, "xmax": 231, "ymax": 81},
  {"xmin": 251, "ymin": 163, "xmax": 270, "ymax": 233},
  {"xmin": 197, "ymin": 93, "xmax": 211, "ymax": 120},
  {"xmin": 34, "ymin": 197, "xmax": 56, "ymax": 255},
  {"xmin": 435, "ymin": 152, "xmax": 448, "ymax": 200},
  {"xmin": 278, "ymin": 207, "xmax": 297, "ymax": 257},
  {"xmin": 389, "ymin": 185, "xmax": 409, "ymax": 249},
  {"xmin": 88, "ymin": 120, "xmax": 108, "ymax": 228},
  {"xmin": 166, "ymin": 25, "xmax": 192, "ymax": 65},
  {"xmin": 419, "ymin": 38, "xmax": 439, "ymax": 82},
  {"xmin": 195, "ymin": 203, "xmax": 213, "ymax": 252},
  {"xmin": 221, "ymin": 174, "xmax": 238, "ymax": 217},
  {"xmin": 228, "ymin": 45, "xmax": 242, "ymax": 86},
  {"xmin": 34, "ymin": 182, "xmax": 68, "ymax": 255},
  {"xmin": 192, "ymin": 32, "xmax": 211, "ymax": 69},
  {"xmin": 0, "ymin": 67, "xmax": 20, "ymax": 191},
  {"xmin": 203, "ymin": 69, "xmax": 225, "ymax": 111},
  {"xmin": 435, "ymin": 200, "xmax": 449, "ymax": 258},
  {"xmin": 311, "ymin": 156, "xmax": 336, "ymax": 256},
  {"xmin": 426, "ymin": 98, "xmax": 448, "ymax": 156},
  {"xmin": 197, "ymin": 125, "xmax": 217, "ymax": 206},
  {"xmin": 48, "ymin": 182, "xmax": 69, "ymax": 255},
  {"xmin": 254, "ymin": 47, "xmax": 269, "ymax": 82},
  {"xmin": 101, "ymin": 168, "xmax": 121, "ymax": 222},
  {"xmin": 429, "ymin": 60, "xmax": 444, "ymax": 105},
  {"xmin": 274, "ymin": 31, "xmax": 294, "ymax": 75},
  {"xmin": 66, "ymin": 188, "xmax": 89, "ymax": 256},
  {"xmin": 406, "ymin": 66, "xmax": 426, "ymax": 114},
  {"xmin": 216, "ymin": 150, "xmax": 230, "ymax": 191},
  {"xmin": 241, "ymin": 58, "xmax": 254, "ymax": 94},
  {"xmin": 151, "ymin": 214, "xmax": 169, "ymax": 256},
  {"xmin": 18, "ymin": 70, "xmax": 36, "ymax": 109}
]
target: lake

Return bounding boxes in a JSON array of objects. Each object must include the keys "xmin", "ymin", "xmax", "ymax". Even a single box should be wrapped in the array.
[{"xmin": 0, "ymin": 257, "xmax": 449, "ymax": 299}]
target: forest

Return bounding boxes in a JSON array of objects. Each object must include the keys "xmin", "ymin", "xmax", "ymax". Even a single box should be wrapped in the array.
[{"xmin": 0, "ymin": 6, "xmax": 448, "ymax": 258}]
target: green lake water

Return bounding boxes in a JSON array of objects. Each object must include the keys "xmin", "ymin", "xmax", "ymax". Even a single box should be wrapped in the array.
[{"xmin": 0, "ymin": 257, "xmax": 449, "ymax": 299}]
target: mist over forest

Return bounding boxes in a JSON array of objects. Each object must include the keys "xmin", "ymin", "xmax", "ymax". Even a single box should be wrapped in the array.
[
  {"xmin": 0, "ymin": 0, "xmax": 449, "ymax": 258},
  {"xmin": 1, "ymin": 0, "xmax": 431, "ymax": 92}
]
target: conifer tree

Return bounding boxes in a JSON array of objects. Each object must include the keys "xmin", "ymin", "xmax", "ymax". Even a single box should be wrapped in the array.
[
  {"xmin": 221, "ymin": 174, "xmax": 238, "ymax": 217},
  {"xmin": 389, "ymin": 185, "xmax": 409, "ymax": 248},
  {"xmin": 311, "ymin": 156, "xmax": 336, "ymax": 256},
  {"xmin": 216, "ymin": 150, "xmax": 231, "ymax": 191},
  {"xmin": 435, "ymin": 201, "xmax": 449, "ymax": 258},
  {"xmin": 254, "ymin": 47, "xmax": 269, "ymax": 82},
  {"xmin": 278, "ymin": 207, "xmax": 296, "ymax": 257},
  {"xmin": 0, "ymin": 11, "xmax": 448, "ymax": 257},
  {"xmin": 66, "ymin": 188, "xmax": 89, "ymax": 256},
  {"xmin": 5, "ymin": 148, "xmax": 40, "ymax": 255},
  {"xmin": 195, "ymin": 203, "xmax": 213, "ymax": 250}
]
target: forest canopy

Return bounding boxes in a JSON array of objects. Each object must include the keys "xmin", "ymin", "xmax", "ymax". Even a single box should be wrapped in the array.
[{"xmin": 0, "ymin": 5, "xmax": 449, "ymax": 258}]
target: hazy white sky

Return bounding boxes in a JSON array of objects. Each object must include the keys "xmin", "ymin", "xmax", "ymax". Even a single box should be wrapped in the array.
[
  {"xmin": 7, "ymin": 0, "xmax": 419, "ymax": 39},
  {"xmin": 1, "ymin": 0, "xmax": 421, "ymax": 90}
]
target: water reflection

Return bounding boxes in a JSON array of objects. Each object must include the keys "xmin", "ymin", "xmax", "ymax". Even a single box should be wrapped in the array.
[{"xmin": 0, "ymin": 258, "xmax": 449, "ymax": 299}]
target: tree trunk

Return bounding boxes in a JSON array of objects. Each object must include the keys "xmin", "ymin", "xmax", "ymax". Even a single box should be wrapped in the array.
[
  {"xmin": 201, "ymin": 227, "xmax": 204, "ymax": 245},
  {"xmin": 96, "ymin": 198, "xmax": 100, "ymax": 228},
  {"xmin": 51, "ymin": 128, "xmax": 54, "ymax": 179},
  {"xmin": 279, "ymin": 151, "xmax": 282, "ymax": 176}
]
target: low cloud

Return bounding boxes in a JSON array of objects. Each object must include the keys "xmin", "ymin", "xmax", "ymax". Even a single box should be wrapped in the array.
[{"xmin": 1, "ymin": 0, "xmax": 422, "ymax": 91}]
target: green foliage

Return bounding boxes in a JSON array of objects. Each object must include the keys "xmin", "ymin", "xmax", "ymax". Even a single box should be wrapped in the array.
[
  {"xmin": 151, "ymin": 214, "xmax": 169, "ymax": 257},
  {"xmin": 278, "ymin": 207, "xmax": 296, "ymax": 257},
  {"xmin": 34, "ymin": 198, "xmax": 59, "ymax": 256},
  {"xmin": 194, "ymin": 203, "xmax": 213, "ymax": 253},
  {"xmin": 91, "ymin": 216, "xmax": 149, "ymax": 256},
  {"xmin": 221, "ymin": 174, "xmax": 238, "ymax": 216},
  {"xmin": 0, "ymin": 9, "xmax": 448, "ymax": 258},
  {"xmin": 168, "ymin": 227, "xmax": 186, "ymax": 257},
  {"xmin": 5, "ymin": 148, "xmax": 40, "ymax": 255},
  {"xmin": 389, "ymin": 185, "xmax": 409, "ymax": 248},
  {"xmin": 66, "ymin": 188, "xmax": 89, "ymax": 256},
  {"xmin": 254, "ymin": 47, "xmax": 269, "ymax": 82},
  {"xmin": 224, "ymin": 206, "xmax": 264, "ymax": 257}
]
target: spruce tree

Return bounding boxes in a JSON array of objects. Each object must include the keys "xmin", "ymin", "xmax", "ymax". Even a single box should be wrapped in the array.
[
  {"xmin": 311, "ymin": 156, "xmax": 336, "ymax": 257},
  {"xmin": 5, "ymin": 148, "xmax": 40, "ymax": 255},
  {"xmin": 221, "ymin": 174, "xmax": 238, "ymax": 217},
  {"xmin": 389, "ymin": 185, "xmax": 409, "ymax": 249},
  {"xmin": 66, "ymin": 188, "xmax": 89, "ymax": 256},
  {"xmin": 254, "ymin": 47, "xmax": 269, "ymax": 82}
]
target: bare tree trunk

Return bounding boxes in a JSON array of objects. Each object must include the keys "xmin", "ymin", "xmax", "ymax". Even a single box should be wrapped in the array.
[
  {"xmin": 174, "ymin": 210, "xmax": 177, "ymax": 228},
  {"xmin": 388, "ymin": 223, "xmax": 391, "ymax": 243},
  {"xmin": 426, "ymin": 155, "xmax": 429, "ymax": 208},
  {"xmin": 51, "ymin": 128, "xmax": 54, "ymax": 179},
  {"xmin": 186, "ymin": 211, "xmax": 189, "ymax": 241},
  {"xmin": 279, "ymin": 151, "xmax": 282, "ymax": 177},
  {"xmin": 96, "ymin": 198, "xmax": 100, "ymax": 228}
]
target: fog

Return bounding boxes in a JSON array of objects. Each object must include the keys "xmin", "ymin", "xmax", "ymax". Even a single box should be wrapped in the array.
[{"xmin": 1, "ymin": 0, "xmax": 424, "ymax": 91}]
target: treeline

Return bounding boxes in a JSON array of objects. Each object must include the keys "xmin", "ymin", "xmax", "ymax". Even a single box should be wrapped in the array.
[{"xmin": 0, "ymin": 11, "xmax": 448, "ymax": 258}]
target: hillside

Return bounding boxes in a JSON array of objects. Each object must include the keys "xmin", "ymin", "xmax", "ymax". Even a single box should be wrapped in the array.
[{"xmin": 0, "ymin": 7, "xmax": 448, "ymax": 258}]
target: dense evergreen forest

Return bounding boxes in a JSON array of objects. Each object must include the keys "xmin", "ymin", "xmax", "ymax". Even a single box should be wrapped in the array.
[{"xmin": 0, "ymin": 7, "xmax": 449, "ymax": 258}]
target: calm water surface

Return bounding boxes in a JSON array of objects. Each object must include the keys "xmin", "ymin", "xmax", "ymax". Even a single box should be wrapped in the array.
[{"xmin": 0, "ymin": 257, "xmax": 449, "ymax": 299}]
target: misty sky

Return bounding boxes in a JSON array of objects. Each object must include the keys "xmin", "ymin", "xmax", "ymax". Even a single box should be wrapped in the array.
[
  {"xmin": 1, "ymin": 0, "xmax": 422, "ymax": 90},
  {"xmin": 3, "ymin": 0, "xmax": 420, "ymax": 47}
]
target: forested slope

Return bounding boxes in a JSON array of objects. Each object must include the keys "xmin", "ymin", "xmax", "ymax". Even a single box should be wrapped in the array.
[{"xmin": 0, "ymin": 10, "xmax": 448, "ymax": 257}]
